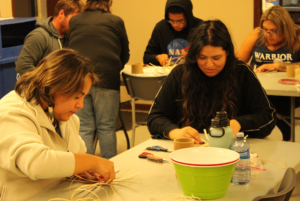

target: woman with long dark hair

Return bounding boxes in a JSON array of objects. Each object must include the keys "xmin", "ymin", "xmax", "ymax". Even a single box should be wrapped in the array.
[{"xmin": 147, "ymin": 20, "xmax": 276, "ymax": 142}]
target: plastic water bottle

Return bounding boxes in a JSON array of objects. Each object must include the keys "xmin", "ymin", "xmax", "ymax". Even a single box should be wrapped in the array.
[{"xmin": 231, "ymin": 132, "xmax": 251, "ymax": 185}]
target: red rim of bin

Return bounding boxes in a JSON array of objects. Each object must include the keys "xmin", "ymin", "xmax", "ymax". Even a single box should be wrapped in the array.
[{"xmin": 170, "ymin": 157, "xmax": 239, "ymax": 167}]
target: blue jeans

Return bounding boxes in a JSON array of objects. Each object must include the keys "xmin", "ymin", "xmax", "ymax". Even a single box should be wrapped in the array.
[{"xmin": 76, "ymin": 86, "xmax": 119, "ymax": 158}]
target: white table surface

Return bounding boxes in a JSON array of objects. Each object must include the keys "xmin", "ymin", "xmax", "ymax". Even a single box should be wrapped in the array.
[
  {"xmin": 256, "ymin": 72, "xmax": 300, "ymax": 142},
  {"xmin": 122, "ymin": 65, "xmax": 172, "ymax": 77},
  {"xmin": 30, "ymin": 138, "xmax": 300, "ymax": 201},
  {"xmin": 256, "ymin": 72, "xmax": 300, "ymax": 97}
]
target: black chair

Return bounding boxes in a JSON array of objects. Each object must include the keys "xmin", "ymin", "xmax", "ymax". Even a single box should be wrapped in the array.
[
  {"xmin": 122, "ymin": 72, "xmax": 166, "ymax": 147},
  {"xmin": 252, "ymin": 167, "xmax": 296, "ymax": 201}
]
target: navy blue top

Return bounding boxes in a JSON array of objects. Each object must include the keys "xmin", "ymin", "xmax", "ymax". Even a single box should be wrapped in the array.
[{"xmin": 251, "ymin": 41, "xmax": 300, "ymax": 68}]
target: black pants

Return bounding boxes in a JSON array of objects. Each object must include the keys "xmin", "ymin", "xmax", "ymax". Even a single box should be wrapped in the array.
[{"xmin": 268, "ymin": 96, "xmax": 300, "ymax": 141}]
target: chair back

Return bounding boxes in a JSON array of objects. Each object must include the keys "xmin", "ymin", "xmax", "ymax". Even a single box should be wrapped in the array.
[
  {"xmin": 252, "ymin": 167, "xmax": 296, "ymax": 201},
  {"xmin": 122, "ymin": 72, "xmax": 167, "ymax": 101}
]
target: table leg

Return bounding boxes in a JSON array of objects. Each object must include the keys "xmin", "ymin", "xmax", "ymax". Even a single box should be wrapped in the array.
[{"xmin": 291, "ymin": 97, "xmax": 295, "ymax": 142}]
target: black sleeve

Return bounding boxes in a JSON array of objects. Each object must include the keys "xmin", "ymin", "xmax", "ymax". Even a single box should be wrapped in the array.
[
  {"xmin": 117, "ymin": 19, "xmax": 130, "ymax": 67},
  {"xmin": 143, "ymin": 24, "xmax": 162, "ymax": 66},
  {"xmin": 235, "ymin": 62, "xmax": 276, "ymax": 138},
  {"xmin": 147, "ymin": 66, "xmax": 182, "ymax": 139}
]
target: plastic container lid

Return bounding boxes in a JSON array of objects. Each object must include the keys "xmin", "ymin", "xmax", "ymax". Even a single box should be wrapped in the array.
[
  {"xmin": 211, "ymin": 111, "xmax": 230, "ymax": 127},
  {"xmin": 236, "ymin": 132, "xmax": 244, "ymax": 137}
]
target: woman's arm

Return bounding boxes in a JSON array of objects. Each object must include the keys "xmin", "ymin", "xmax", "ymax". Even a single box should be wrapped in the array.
[
  {"xmin": 147, "ymin": 66, "xmax": 182, "ymax": 138},
  {"xmin": 255, "ymin": 61, "xmax": 300, "ymax": 72},
  {"xmin": 236, "ymin": 28, "xmax": 260, "ymax": 63},
  {"xmin": 235, "ymin": 62, "xmax": 276, "ymax": 138}
]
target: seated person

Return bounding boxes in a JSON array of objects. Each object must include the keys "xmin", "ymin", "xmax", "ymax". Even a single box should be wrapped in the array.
[
  {"xmin": 236, "ymin": 5, "xmax": 300, "ymax": 72},
  {"xmin": 236, "ymin": 5, "xmax": 300, "ymax": 141},
  {"xmin": 147, "ymin": 20, "xmax": 276, "ymax": 142},
  {"xmin": 0, "ymin": 49, "xmax": 114, "ymax": 200},
  {"xmin": 143, "ymin": 0, "xmax": 202, "ymax": 66}
]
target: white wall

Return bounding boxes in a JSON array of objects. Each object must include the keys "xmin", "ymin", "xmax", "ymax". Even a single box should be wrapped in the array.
[
  {"xmin": 0, "ymin": 0, "xmax": 13, "ymax": 17},
  {"xmin": 112, "ymin": 0, "xmax": 253, "ymax": 65},
  {"xmin": 0, "ymin": 0, "xmax": 46, "ymax": 19},
  {"xmin": 0, "ymin": 0, "xmax": 254, "ymax": 62}
]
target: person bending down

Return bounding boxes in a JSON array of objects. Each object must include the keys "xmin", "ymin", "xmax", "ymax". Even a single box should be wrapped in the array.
[
  {"xmin": 147, "ymin": 20, "xmax": 276, "ymax": 143},
  {"xmin": 0, "ymin": 49, "xmax": 114, "ymax": 201}
]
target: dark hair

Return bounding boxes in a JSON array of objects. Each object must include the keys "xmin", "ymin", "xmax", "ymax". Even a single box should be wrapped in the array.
[
  {"xmin": 180, "ymin": 20, "xmax": 238, "ymax": 129},
  {"xmin": 85, "ymin": 0, "xmax": 111, "ymax": 13},
  {"xmin": 15, "ymin": 49, "xmax": 99, "ymax": 106},
  {"xmin": 53, "ymin": 0, "xmax": 83, "ymax": 16}
]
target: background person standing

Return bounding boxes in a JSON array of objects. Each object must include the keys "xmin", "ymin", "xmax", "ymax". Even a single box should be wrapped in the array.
[
  {"xmin": 15, "ymin": 0, "xmax": 83, "ymax": 76},
  {"xmin": 68, "ymin": 0, "xmax": 130, "ymax": 158}
]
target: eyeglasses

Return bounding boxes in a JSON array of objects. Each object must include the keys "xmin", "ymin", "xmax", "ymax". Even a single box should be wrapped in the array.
[
  {"xmin": 260, "ymin": 29, "xmax": 278, "ymax": 36},
  {"xmin": 167, "ymin": 19, "xmax": 186, "ymax": 25}
]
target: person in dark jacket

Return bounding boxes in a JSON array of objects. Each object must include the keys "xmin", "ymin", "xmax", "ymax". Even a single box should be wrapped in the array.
[
  {"xmin": 147, "ymin": 20, "xmax": 276, "ymax": 143},
  {"xmin": 68, "ymin": 0, "xmax": 130, "ymax": 158},
  {"xmin": 15, "ymin": 0, "xmax": 83, "ymax": 76},
  {"xmin": 143, "ymin": 0, "xmax": 203, "ymax": 66}
]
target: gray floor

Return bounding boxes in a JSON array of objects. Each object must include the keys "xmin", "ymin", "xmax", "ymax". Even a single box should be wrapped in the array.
[{"xmin": 95, "ymin": 124, "xmax": 300, "ymax": 200}]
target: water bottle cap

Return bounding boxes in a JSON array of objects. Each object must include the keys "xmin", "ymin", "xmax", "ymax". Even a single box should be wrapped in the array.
[
  {"xmin": 236, "ymin": 132, "xmax": 244, "ymax": 137},
  {"xmin": 210, "ymin": 111, "xmax": 230, "ymax": 127}
]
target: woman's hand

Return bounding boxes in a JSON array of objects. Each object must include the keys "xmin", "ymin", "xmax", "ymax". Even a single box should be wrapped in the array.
[
  {"xmin": 168, "ymin": 126, "xmax": 202, "ymax": 144},
  {"xmin": 93, "ymin": 157, "xmax": 115, "ymax": 183},
  {"xmin": 230, "ymin": 119, "xmax": 241, "ymax": 138},
  {"xmin": 73, "ymin": 153, "xmax": 115, "ymax": 184},
  {"xmin": 255, "ymin": 63, "xmax": 281, "ymax": 73}
]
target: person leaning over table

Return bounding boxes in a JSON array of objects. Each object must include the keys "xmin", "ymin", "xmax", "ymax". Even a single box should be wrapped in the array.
[
  {"xmin": 0, "ymin": 49, "xmax": 115, "ymax": 201},
  {"xmin": 147, "ymin": 20, "xmax": 276, "ymax": 143},
  {"xmin": 143, "ymin": 0, "xmax": 203, "ymax": 66},
  {"xmin": 236, "ymin": 5, "xmax": 300, "ymax": 141}
]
